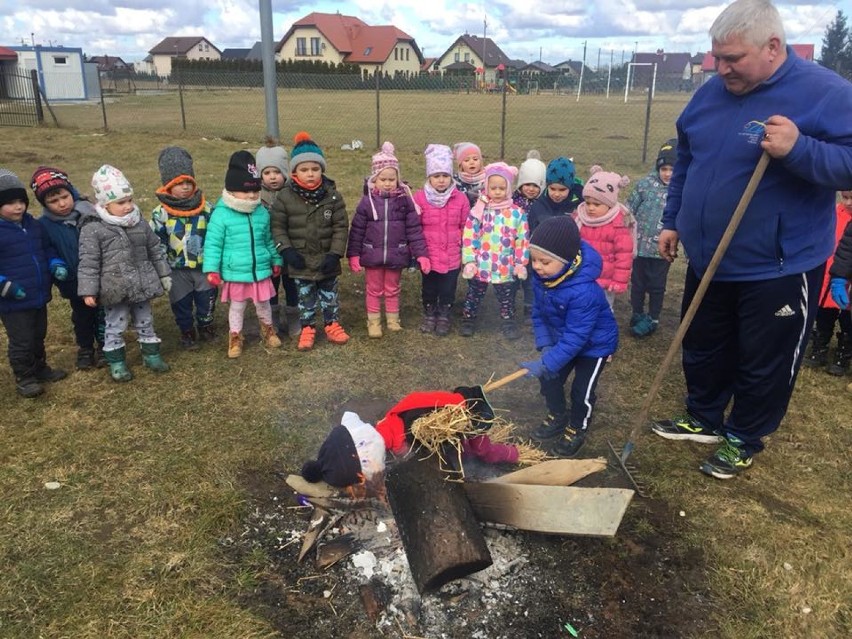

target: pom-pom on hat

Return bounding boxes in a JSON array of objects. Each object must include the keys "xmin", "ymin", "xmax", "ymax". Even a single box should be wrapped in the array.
[
  {"xmin": 256, "ymin": 139, "xmax": 289, "ymax": 175},
  {"xmin": 301, "ymin": 412, "xmax": 386, "ymax": 488},
  {"xmin": 546, "ymin": 156, "xmax": 576, "ymax": 187},
  {"xmin": 656, "ymin": 138, "xmax": 677, "ymax": 170},
  {"xmin": 225, "ymin": 150, "xmax": 261, "ymax": 192},
  {"xmin": 518, "ymin": 150, "xmax": 546, "ymax": 191},
  {"xmin": 158, "ymin": 146, "xmax": 195, "ymax": 186},
  {"xmin": 371, "ymin": 141, "xmax": 400, "ymax": 178},
  {"xmin": 424, "ymin": 143, "xmax": 454, "ymax": 177},
  {"xmin": 453, "ymin": 142, "xmax": 481, "ymax": 165},
  {"xmin": 91, "ymin": 164, "xmax": 133, "ymax": 206},
  {"xmin": 30, "ymin": 166, "xmax": 75, "ymax": 205},
  {"xmin": 290, "ymin": 131, "xmax": 326, "ymax": 171},
  {"xmin": 0, "ymin": 169, "xmax": 29, "ymax": 209},
  {"xmin": 484, "ymin": 161, "xmax": 518, "ymax": 191},
  {"xmin": 582, "ymin": 165, "xmax": 630, "ymax": 209},
  {"xmin": 530, "ymin": 215, "xmax": 581, "ymax": 265}
]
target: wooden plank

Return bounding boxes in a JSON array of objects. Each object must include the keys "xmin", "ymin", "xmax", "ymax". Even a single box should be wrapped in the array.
[
  {"xmin": 464, "ymin": 482, "xmax": 634, "ymax": 537},
  {"xmin": 286, "ymin": 474, "xmax": 336, "ymax": 498},
  {"xmin": 487, "ymin": 458, "xmax": 607, "ymax": 486}
]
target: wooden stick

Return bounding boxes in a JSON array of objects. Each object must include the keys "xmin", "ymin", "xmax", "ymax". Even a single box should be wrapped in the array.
[{"xmin": 482, "ymin": 368, "xmax": 528, "ymax": 392}]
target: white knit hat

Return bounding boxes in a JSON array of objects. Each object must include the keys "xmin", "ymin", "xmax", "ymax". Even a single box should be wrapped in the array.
[
  {"xmin": 91, "ymin": 164, "xmax": 133, "ymax": 206},
  {"xmin": 517, "ymin": 150, "xmax": 546, "ymax": 191}
]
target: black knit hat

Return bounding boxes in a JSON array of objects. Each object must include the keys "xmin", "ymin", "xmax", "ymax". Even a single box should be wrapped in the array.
[
  {"xmin": 529, "ymin": 216, "xmax": 581, "ymax": 265},
  {"xmin": 225, "ymin": 150, "xmax": 261, "ymax": 192},
  {"xmin": 301, "ymin": 425, "xmax": 361, "ymax": 487},
  {"xmin": 158, "ymin": 146, "xmax": 195, "ymax": 186},
  {"xmin": 0, "ymin": 169, "xmax": 29, "ymax": 209},
  {"xmin": 656, "ymin": 138, "xmax": 677, "ymax": 170}
]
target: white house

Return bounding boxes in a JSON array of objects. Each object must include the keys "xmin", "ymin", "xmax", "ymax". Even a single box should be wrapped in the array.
[
  {"xmin": 9, "ymin": 45, "xmax": 88, "ymax": 100},
  {"xmin": 148, "ymin": 37, "xmax": 221, "ymax": 78}
]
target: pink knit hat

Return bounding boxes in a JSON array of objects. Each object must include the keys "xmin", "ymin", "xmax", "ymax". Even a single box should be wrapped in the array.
[
  {"xmin": 371, "ymin": 141, "xmax": 399, "ymax": 178},
  {"xmin": 424, "ymin": 144, "xmax": 453, "ymax": 177},
  {"xmin": 484, "ymin": 162, "xmax": 518, "ymax": 190},
  {"xmin": 453, "ymin": 142, "xmax": 481, "ymax": 165},
  {"xmin": 582, "ymin": 165, "xmax": 630, "ymax": 209}
]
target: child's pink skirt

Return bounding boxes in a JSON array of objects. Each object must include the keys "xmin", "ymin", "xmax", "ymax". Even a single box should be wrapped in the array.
[{"xmin": 220, "ymin": 278, "xmax": 275, "ymax": 303}]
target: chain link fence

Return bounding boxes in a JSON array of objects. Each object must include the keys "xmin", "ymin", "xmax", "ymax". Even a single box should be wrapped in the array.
[{"xmin": 45, "ymin": 68, "xmax": 691, "ymax": 170}]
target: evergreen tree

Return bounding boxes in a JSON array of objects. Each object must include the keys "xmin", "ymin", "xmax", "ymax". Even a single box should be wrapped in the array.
[{"xmin": 819, "ymin": 10, "xmax": 851, "ymax": 78}]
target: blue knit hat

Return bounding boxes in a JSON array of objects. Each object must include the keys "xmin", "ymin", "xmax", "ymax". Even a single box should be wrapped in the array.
[
  {"xmin": 546, "ymin": 156, "xmax": 576, "ymax": 186},
  {"xmin": 290, "ymin": 131, "xmax": 326, "ymax": 172}
]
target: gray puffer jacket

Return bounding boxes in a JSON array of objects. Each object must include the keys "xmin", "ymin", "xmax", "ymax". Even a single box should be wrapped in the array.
[{"xmin": 77, "ymin": 208, "xmax": 171, "ymax": 306}]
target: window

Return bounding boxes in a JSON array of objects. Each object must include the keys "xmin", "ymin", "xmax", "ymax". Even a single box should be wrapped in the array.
[
  {"xmin": 464, "ymin": 52, "xmax": 470, "ymax": 63},
  {"xmin": 53, "ymin": 56, "xmax": 67, "ymax": 65},
  {"xmin": 394, "ymin": 48, "xmax": 398, "ymax": 61},
  {"xmin": 296, "ymin": 37, "xmax": 307, "ymax": 56},
  {"xmin": 203, "ymin": 43, "xmax": 209, "ymax": 52},
  {"xmin": 405, "ymin": 49, "xmax": 409, "ymax": 61},
  {"xmin": 454, "ymin": 52, "xmax": 460, "ymax": 62},
  {"xmin": 364, "ymin": 47, "xmax": 372, "ymax": 56},
  {"xmin": 310, "ymin": 37, "xmax": 321, "ymax": 56}
]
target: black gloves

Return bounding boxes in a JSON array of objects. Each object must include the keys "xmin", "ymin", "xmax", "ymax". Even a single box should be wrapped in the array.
[
  {"xmin": 320, "ymin": 253, "xmax": 341, "ymax": 275},
  {"xmin": 281, "ymin": 247, "xmax": 306, "ymax": 270}
]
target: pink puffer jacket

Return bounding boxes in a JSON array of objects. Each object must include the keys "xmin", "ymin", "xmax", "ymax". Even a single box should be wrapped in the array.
[
  {"xmin": 574, "ymin": 208, "xmax": 635, "ymax": 293},
  {"xmin": 413, "ymin": 189, "xmax": 471, "ymax": 274}
]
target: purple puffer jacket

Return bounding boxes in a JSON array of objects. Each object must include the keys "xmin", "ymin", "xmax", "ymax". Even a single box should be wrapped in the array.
[
  {"xmin": 347, "ymin": 187, "xmax": 428, "ymax": 269},
  {"xmin": 413, "ymin": 189, "xmax": 470, "ymax": 274}
]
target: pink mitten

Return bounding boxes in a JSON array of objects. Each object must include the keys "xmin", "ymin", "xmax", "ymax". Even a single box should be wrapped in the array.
[
  {"xmin": 513, "ymin": 264, "xmax": 527, "ymax": 280},
  {"xmin": 462, "ymin": 262, "xmax": 477, "ymax": 279},
  {"xmin": 417, "ymin": 256, "xmax": 431, "ymax": 274},
  {"xmin": 206, "ymin": 272, "xmax": 222, "ymax": 287},
  {"xmin": 348, "ymin": 256, "xmax": 362, "ymax": 273},
  {"xmin": 463, "ymin": 435, "xmax": 520, "ymax": 464}
]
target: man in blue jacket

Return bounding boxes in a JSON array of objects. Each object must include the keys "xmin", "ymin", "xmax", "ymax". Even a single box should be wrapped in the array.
[{"xmin": 652, "ymin": 0, "xmax": 852, "ymax": 479}]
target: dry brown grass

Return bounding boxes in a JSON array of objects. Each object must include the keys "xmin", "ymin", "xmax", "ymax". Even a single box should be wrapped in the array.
[{"xmin": 0, "ymin": 119, "xmax": 849, "ymax": 638}]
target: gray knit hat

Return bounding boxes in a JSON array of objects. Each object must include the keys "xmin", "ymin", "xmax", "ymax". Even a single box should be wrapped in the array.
[
  {"xmin": 0, "ymin": 169, "xmax": 29, "ymax": 208},
  {"xmin": 158, "ymin": 146, "xmax": 195, "ymax": 186},
  {"xmin": 256, "ymin": 144, "xmax": 289, "ymax": 175}
]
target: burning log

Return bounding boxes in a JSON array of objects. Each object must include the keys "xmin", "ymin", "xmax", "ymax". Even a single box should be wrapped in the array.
[{"xmin": 385, "ymin": 452, "xmax": 492, "ymax": 593}]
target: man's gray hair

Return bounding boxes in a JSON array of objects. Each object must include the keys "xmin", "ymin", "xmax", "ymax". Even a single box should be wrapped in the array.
[{"xmin": 709, "ymin": 0, "xmax": 786, "ymax": 48}]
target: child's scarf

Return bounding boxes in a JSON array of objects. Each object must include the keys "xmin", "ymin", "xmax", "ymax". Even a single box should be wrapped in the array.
[
  {"xmin": 95, "ymin": 203, "xmax": 141, "ymax": 228},
  {"xmin": 542, "ymin": 253, "xmax": 583, "ymax": 288},
  {"xmin": 155, "ymin": 176, "xmax": 206, "ymax": 217},
  {"xmin": 470, "ymin": 193, "xmax": 514, "ymax": 222},
  {"xmin": 458, "ymin": 169, "xmax": 485, "ymax": 187},
  {"xmin": 423, "ymin": 181, "xmax": 456, "ymax": 208},
  {"xmin": 220, "ymin": 189, "xmax": 261, "ymax": 214},
  {"xmin": 290, "ymin": 174, "xmax": 328, "ymax": 204},
  {"xmin": 367, "ymin": 181, "xmax": 421, "ymax": 221}
]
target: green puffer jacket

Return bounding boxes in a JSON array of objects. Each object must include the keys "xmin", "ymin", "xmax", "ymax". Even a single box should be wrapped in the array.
[
  {"xmin": 269, "ymin": 178, "xmax": 349, "ymax": 281},
  {"xmin": 203, "ymin": 200, "xmax": 282, "ymax": 283}
]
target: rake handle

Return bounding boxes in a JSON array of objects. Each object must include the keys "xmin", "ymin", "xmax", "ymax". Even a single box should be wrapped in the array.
[
  {"xmin": 621, "ymin": 150, "xmax": 771, "ymax": 462},
  {"xmin": 482, "ymin": 368, "xmax": 528, "ymax": 392}
]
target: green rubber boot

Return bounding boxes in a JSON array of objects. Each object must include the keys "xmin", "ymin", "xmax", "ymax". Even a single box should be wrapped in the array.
[
  {"xmin": 103, "ymin": 347, "xmax": 133, "ymax": 382},
  {"xmin": 140, "ymin": 342, "xmax": 169, "ymax": 373}
]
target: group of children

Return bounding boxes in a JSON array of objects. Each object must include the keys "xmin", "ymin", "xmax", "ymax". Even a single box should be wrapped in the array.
[{"xmin": 0, "ymin": 134, "xmax": 689, "ymax": 458}]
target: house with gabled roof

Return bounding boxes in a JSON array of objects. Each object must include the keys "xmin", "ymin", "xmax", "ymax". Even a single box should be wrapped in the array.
[
  {"xmin": 88, "ymin": 55, "xmax": 131, "ymax": 73},
  {"xmin": 630, "ymin": 50, "xmax": 692, "ymax": 90},
  {"xmin": 435, "ymin": 34, "xmax": 512, "ymax": 85},
  {"xmin": 148, "ymin": 36, "xmax": 221, "ymax": 77},
  {"xmin": 276, "ymin": 12, "xmax": 423, "ymax": 76},
  {"xmin": 554, "ymin": 60, "xmax": 593, "ymax": 77}
]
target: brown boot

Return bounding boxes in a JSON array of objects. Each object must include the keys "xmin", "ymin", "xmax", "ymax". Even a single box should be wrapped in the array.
[
  {"xmin": 367, "ymin": 312, "xmax": 383, "ymax": 338},
  {"xmin": 228, "ymin": 332, "xmax": 244, "ymax": 358},
  {"xmin": 386, "ymin": 312, "xmax": 402, "ymax": 332},
  {"xmin": 259, "ymin": 321, "xmax": 282, "ymax": 348}
]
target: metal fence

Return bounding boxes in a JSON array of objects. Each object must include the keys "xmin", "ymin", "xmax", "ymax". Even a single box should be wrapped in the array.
[
  {"xmin": 43, "ymin": 69, "xmax": 692, "ymax": 168},
  {"xmin": 0, "ymin": 68, "xmax": 44, "ymax": 127}
]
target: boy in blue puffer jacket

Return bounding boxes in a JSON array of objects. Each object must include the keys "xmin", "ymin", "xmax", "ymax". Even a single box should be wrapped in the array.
[
  {"xmin": 521, "ymin": 216, "xmax": 618, "ymax": 457},
  {"xmin": 31, "ymin": 166, "xmax": 106, "ymax": 370},
  {"xmin": 0, "ymin": 169, "xmax": 69, "ymax": 397}
]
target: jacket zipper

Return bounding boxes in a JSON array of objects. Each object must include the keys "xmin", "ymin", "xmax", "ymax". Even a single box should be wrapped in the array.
[
  {"xmin": 382, "ymin": 199, "xmax": 389, "ymax": 265},
  {"xmin": 248, "ymin": 214, "xmax": 257, "ymax": 280},
  {"xmin": 25, "ymin": 225, "xmax": 46, "ymax": 308}
]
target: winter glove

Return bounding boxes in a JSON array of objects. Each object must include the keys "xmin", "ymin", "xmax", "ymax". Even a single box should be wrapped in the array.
[
  {"xmin": 462, "ymin": 435, "xmax": 520, "ymax": 465},
  {"xmin": 462, "ymin": 262, "xmax": 477, "ymax": 279},
  {"xmin": 348, "ymin": 256, "xmax": 362, "ymax": 273},
  {"xmin": 206, "ymin": 272, "xmax": 222, "ymax": 287},
  {"xmin": 0, "ymin": 280, "xmax": 26, "ymax": 300},
  {"xmin": 513, "ymin": 264, "xmax": 527, "ymax": 280},
  {"xmin": 160, "ymin": 276, "xmax": 172, "ymax": 293},
  {"xmin": 417, "ymin": 256, "xmax": 431, "ymax": 274},
  {"xmin": 51, "ymin": 263, "xmax": 69, "ymax": 281},
  {"xmin": 521, "ymin": 359, "xmax": 554, "ymax": 380},
  {"xmin": 320, "ymin": 253, "xmax": 341, "ymax": 275},
  {"xmin": 830, "ymin": 277, "xmax": 849, "ymax": 309},
  {"xmin": 281, "ymin": 247, "xmax": 306, "ymax": 270},
  {"xmin": 272, "ymin": 265, "xmax": 282, "ymax": 278}
]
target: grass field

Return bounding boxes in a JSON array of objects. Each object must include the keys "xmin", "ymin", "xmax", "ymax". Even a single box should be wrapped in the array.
[{"xmin": 0, "ymin": 114, "xmax": 850, "ymax": 638}]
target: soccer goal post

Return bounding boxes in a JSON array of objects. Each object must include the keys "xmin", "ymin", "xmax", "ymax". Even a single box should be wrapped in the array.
[{"xmin": 624, "ymin": 62, "xmax": 657, "ymax": 102}]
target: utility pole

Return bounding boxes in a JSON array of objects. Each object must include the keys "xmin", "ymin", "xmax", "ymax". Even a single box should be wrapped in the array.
[
  {"xmin": 482, "ymin": 17, "xmax": 487, "ymax": 89},
  {"xmin": 259, "ymin": 0, "xmax": 279, "ymax": 140},
  {"xmin": 597, "ymin": 48, "xmax": 601, "ymax": 71}
]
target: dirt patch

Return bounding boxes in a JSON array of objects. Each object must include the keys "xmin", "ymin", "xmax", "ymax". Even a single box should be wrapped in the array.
[{"xmin": 223, "ymin": 462, "xmax": 716, "ymax": 638}]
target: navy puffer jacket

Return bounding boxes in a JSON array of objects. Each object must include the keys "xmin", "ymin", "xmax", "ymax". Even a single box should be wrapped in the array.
[
  {"xmin": 0, "ymin": 213, "xmax": 57, "ymax": 313},
  {"xmin": 532, "ymin": 241, "xmax": 619, "ymax": 372}
]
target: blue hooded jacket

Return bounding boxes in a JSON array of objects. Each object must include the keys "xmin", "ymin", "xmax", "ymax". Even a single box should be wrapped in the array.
[
  {"xmin": 531, "ymin": 241, "xmax": 619, "ymax": 372},
  {"xmin": 0, "ymin": 212, "xmax": 60, "ymax": 313}
]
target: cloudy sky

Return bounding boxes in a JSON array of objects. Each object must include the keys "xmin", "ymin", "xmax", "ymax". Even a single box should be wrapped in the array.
[{"xmin": 0, "ymin": 1, "xmax": 840, "ymax": 65}]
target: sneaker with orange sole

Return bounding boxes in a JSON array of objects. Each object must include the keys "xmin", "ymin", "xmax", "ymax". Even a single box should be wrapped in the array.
[
  {"xmin": 297, "ymin": 325, "xmax": 316, "ymax": 351},
  {"xmin": 324, "ymin": 321, "xmax": 350, "ymax": 345}
]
